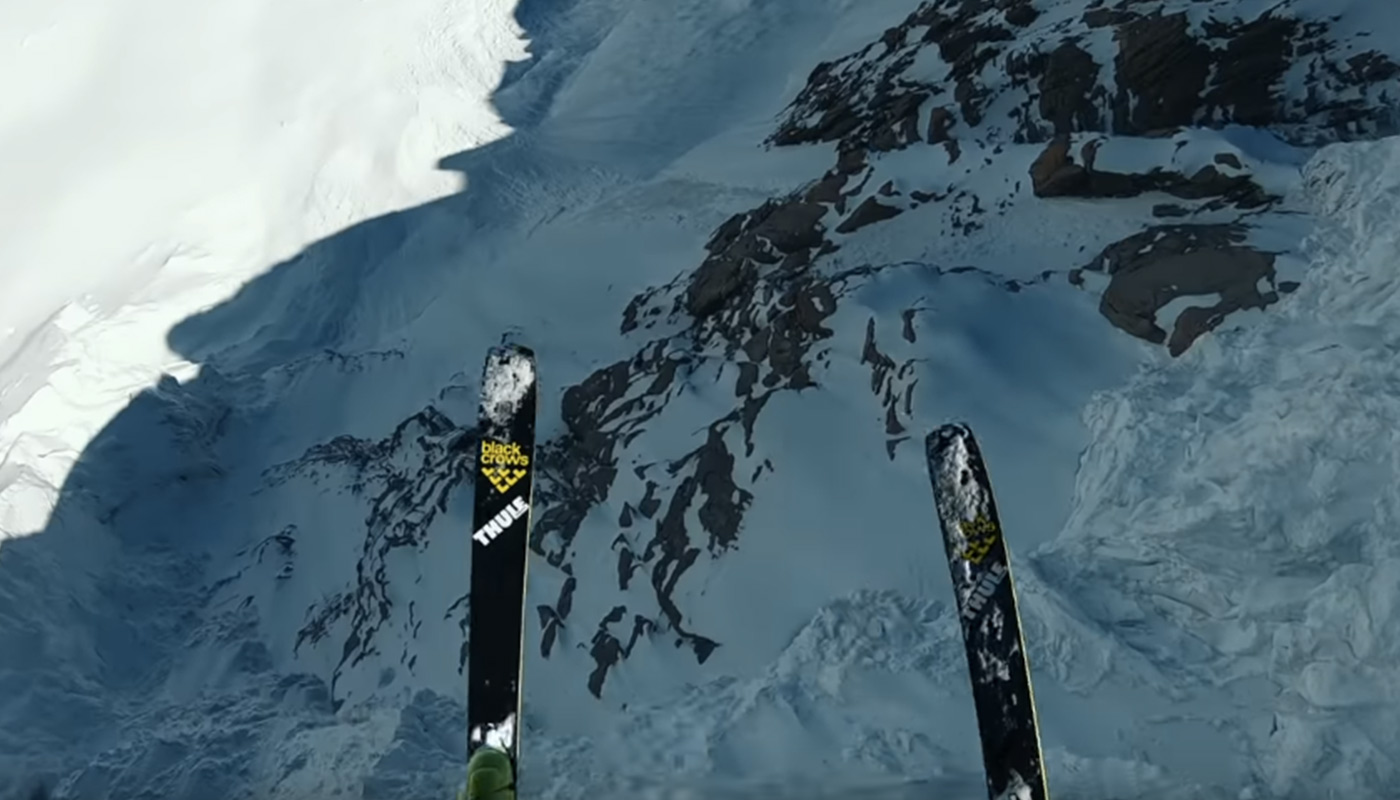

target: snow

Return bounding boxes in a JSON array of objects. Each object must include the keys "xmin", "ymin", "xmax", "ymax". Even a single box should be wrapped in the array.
[
  {"xmin": 925, "ymin": 426, "xmax": 986, "ymax": 560},
  {"xmin": 472, "ymin": 714, "xmax": 517, "ymax": 753},
  {"xmin": 480, "ymin": 348, "xmax": 535, "ymax": 429},
  {"xmin": 4, "ymin": 0, "xmax": 1400, "ymax": 798},
  {"xmin": 1041, "ymin": 137, "xmax": 1400, "ymax": 798},
  {"xmin": 0, "ymin": 0, "xmax": 528, "ymax": 540},
  {"xmin": 994, "ymin": 775, "xmax": 1034, "ymax": 800}
]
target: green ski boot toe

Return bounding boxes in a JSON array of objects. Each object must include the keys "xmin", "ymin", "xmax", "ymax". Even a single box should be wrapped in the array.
[{"xmin": 461, "ymin": 746, "xmax": 515, "ymax": 800}]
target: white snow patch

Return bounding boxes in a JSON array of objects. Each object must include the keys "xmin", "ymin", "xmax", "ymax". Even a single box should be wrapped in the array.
[
  {"xmin": 472, "ymin": 714, "xmax": 517, "ymax": 752},
  {"xmin": 6, "ymin": 0, "xmax": 1400, "ymax": 799},
  {"xmin": 481, "ymin": 349, "xmax": 535, "ymax": 428}
]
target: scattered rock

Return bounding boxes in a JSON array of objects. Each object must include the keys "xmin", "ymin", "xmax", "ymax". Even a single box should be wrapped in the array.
[
  {"xmin": 268, "ymin": 407, "xmax": 474, "ymax": 705},
  {"xmin": 859, "ymin": 318, "xmax": 920, "ymax": 458}
]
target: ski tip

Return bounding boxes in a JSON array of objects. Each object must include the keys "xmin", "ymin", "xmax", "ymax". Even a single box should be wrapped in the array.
[
  {"xmin": 925, "ymin": 422, "xmax": 975, "ymax": 453},
  {"xmin": 481, "ymin": 345, "xmax": 537, "ymax": 385},
  {"xmin": 488, "ymin": 342, "xmax": 535, "ymax": 360}
]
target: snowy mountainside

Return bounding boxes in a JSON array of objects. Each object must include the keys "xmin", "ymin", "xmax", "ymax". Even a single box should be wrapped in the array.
[{"xmin": 4, "ymin": 0, "xmax": 1400, "ymax": 798}]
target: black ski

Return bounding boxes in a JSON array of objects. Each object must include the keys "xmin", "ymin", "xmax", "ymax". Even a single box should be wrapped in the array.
[
  {"xmin": 924, "ymin": 423, "xmax": 1049, "ymax": 800},
  {"xmin": 467, "ymin": 344, "xmax": 538, "ymax": 774}
]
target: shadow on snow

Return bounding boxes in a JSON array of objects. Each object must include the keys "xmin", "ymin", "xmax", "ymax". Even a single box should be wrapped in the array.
[{"xmin": 0, "ymin": 1, "xmax": 589, "ymax": 797}]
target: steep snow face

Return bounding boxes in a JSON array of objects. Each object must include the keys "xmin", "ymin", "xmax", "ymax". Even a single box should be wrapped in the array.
[
  {"xmin": 0, "ymin": 0, "xmax": 528, "ymax": 539},
  {"xmin": 1041, "ymin": 139, "xmax": 1400, "ymax": 800},
  {"xmin": 5, "ymin": 0, "xmax": 1400, "ymax": 799},
  {"xmin": 0, "ymin": 0, "xmax": 528, "ymax": 795}
]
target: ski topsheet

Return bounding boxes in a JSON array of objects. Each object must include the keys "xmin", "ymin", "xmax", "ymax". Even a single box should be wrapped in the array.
[
  {"xmin": 924, "ymin": 424, "xmax": 1049, "ymax": 800},
  {"xmin": 467, "ymin": 344, "xmax": 538, "ymax": 772}
]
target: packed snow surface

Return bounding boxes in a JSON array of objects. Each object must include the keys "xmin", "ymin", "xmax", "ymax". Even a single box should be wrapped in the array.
[{"xmin": 2, "ymin": 0, "xmax": 1400, "ymax": 798}]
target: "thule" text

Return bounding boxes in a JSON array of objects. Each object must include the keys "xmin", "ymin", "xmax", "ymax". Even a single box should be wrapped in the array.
[
  {"xmin": 962, "ymin": 562, "xmax": 1007, "ymax": 620},
  {"xmin": 473, "ymin": 496, "xmax": 529, "ymax": 545}
]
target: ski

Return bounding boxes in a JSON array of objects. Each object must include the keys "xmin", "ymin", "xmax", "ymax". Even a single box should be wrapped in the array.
[
  {"xmin": 924, "ymin": 423, "xmax": 1049, "ymax": 800},
  {"xmin": 467, "ymin": 343, "xmax": 539, "ymax": 777}
]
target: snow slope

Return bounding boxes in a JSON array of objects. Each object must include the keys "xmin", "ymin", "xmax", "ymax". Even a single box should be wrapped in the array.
[{"xmin": 4, "ymin": 0, "xmax": 1400, "ymax": 798}]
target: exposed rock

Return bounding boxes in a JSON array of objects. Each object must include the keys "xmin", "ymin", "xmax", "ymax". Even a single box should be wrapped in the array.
[
  {"xmin": 685, "ymin": 199, "xmax": 828, "ymax": 318},
  {"xmin": 773, "ymin": 0, "xmax": 1400, "ymax": 151},
  {"xmin": 1029, "ymin": 136, "xmax": 1086, "ymax": 196},
  {"xmin": 1085, "ymin": 224, "xmax": 1283, "ymax": 354},
  {"xmin": 524, "ymin": 181, "xmax": 853, "ymax": 697},
  {"xmin": 1039, "ymin": 42, "xmax": 1103, "ymax": 136},
  {"xmin": 525, "ymin": 0, "xmax": 1400, "ymax": 706},
  {"xmin": 1028, "ymin": 137, "xmax": 1277, "ymax": 206},
  {"xmin": 1004, "ymin": 0, "xmax": 1038, "ymax": 27},
  {"xmin": 1112, "ymin": 13, "xmax": 1212, "ymax": 135},
  {"xmin": 901, "ymin": 308, "xmax": 918, "ymax": 342},
  {"xmin": 1200, "ymin": 15, "xmax": 1296, "ymax": 127},
  {"xmin": 869, "ymin": 90, "xmax": 931, "ymax": 152},
  {"xmin": 536, "ymin": 575, "xmax": 577, "ymax": 659},
  {"xmin": 1083, "ymin": 7, "xmax": 1133, "ymax": 29},
  {"xmin": 805, "ymin": 171, "xmax": 849, "ymax": 204},
  {"xmin": 530, "ymin": 346, "xmax": 683, "ymax": 564},
  {"xmin": 927, "ymin": 106, "xmax": 955, "ymax": 143},
  {"xmin": 1214, "ymin": 152, "xmax": 1244, "ymax": 169},
  {"xmin": 836, "ymin": 147, "xmax": 868, "ymax": 175},
  {"xmin": 836, "ymin": 197, "xmax": 904, "ymax": 233},
  {"xmin": 753, "ymin": 199, "xmax": 829, "ymax": 252},
  {"xmin": 859, "ymin": 318, "xmax": 920, "ymax": 458},
  {"xmin": 268, "ymin": 407, "xmax": 474, "ymax": 706},
  {"xmin": 584, "ymin": 608, "xmax": 653, "ymax": 698}
]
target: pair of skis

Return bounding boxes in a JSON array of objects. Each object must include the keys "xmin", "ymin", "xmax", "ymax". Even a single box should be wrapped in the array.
[{"xmin": 463, "ymin": 345, "xmax": 1048, "ymax": 800}]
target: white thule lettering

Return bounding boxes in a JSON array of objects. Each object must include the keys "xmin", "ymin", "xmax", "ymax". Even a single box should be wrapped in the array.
[
  {"xmin": 962, "ymin": 562, "xmax": 1007, "ymax": 620},
  {"xmin": 472, "ymin": 496, "xmax": 529, "ymax": 546}
]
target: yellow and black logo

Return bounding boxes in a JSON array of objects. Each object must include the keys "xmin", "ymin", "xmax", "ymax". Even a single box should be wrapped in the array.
[
  {"xmin": 959, "ymin": 514, "xmax": 1000, "ymax": 564},
  {"xmin": 479, "ymin": 439, "xmax": 530, "ymax": 493}
]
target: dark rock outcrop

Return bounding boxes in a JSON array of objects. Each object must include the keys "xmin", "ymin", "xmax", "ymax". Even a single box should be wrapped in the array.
[
  {"xmin": 772, "ymin": 0, "xmax": 1400, "ymax": 152},
  {"xmin": 1028, "ymin": 135, "xmax": 1275, "ymax": 208},
  {"xmin": 1080, "ymin": 224, "xmax": 1283, "ymax": 355}
]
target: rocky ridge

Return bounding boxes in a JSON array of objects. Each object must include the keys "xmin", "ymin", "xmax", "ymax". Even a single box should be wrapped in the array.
[
  {"xmin": 255, "ymin": 0, "xmax": 1400, "ymax": 706},
  {"xmin": 526, "ymin": 0, "xmax": 1400, "ymax": 697}
]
